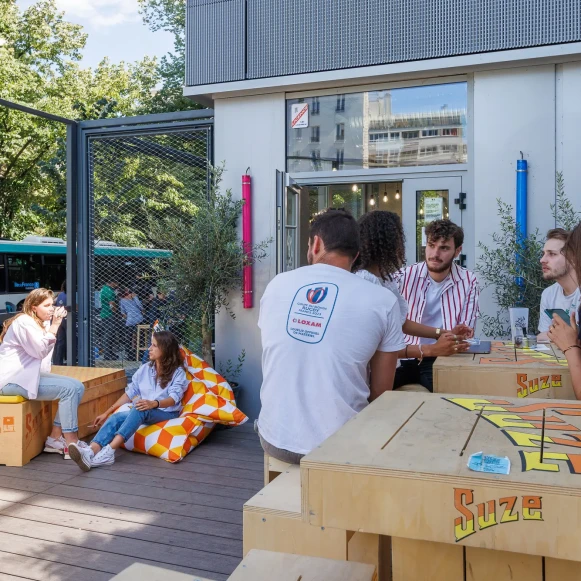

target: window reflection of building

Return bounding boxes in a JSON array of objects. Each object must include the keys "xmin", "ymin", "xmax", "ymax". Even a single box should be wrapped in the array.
[{"xmin": 286, "ymin": 83, "xmax": 468, "ymax": 172}]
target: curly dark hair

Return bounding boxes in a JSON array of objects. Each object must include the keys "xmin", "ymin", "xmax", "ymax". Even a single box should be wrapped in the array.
[
  {"xmin": 353, "ymin": 211, "xmax": 405, "ymax": 281},
  {"xmin": 425, "ymin": 219, "xmax": 464, "ymax": 248},
  {"xmin": 150, "ymin": 331, "xmax": 184, "ymax": 388}
]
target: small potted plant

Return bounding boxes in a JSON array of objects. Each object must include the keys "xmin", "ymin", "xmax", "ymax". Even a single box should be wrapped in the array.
[{"xmin": 218, "ymin": 349, "xmax": 246, "ymax": 402}]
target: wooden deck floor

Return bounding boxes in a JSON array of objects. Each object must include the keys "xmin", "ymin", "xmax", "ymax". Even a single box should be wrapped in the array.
[{"xmin": 0, "ymin": 423, "xmax": 263, "ymax": 581}]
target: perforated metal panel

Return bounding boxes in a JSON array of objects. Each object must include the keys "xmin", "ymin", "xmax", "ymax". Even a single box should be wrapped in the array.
[
  {"xmin": 186, "ymin": 0, "xmax": 581, "ymax": 85},
  {"xmin": 186, "ymin": 0, "xmax": 246, "ymax": 86}
]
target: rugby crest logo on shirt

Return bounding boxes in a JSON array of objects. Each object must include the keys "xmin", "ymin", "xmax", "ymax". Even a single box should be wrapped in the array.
[
  {"xmin": 287, "ymin": 282, "xmax": 339, "ymax": 344},
  {"xmin": 306, "ymin": 287, "xmax": 328, "ymax": 305}
]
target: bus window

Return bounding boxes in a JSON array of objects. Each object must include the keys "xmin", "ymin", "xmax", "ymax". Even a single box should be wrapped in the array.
[
  {"xmin": 0, "ymin": 254, "xmax": 5, "ymax": 293},
  {"xmin": 7, "ymin": 254, "xmax": 42, "ymax": 292},
  {"xmin": 42, "ymin": 254, "xmax": 66, "ymax": 291}
]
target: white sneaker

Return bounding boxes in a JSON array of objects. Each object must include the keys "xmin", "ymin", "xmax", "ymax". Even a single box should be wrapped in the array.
[
  {"xmin": 68, "ymin": 442, "xmax": 95, "ymax": 472},
  {"xmin": 44, "ymin": 436, "xmax": 65, "ymax": 455},
  {"xmin": 91, "ymin": 445, "xmax": 116, "ymax": 467},
  {"xmin": 63, "ymin": 439, "xmax": 90, "ymax": 460}
]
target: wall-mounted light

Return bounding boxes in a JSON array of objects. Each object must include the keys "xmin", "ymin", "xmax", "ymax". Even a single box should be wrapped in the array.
[
  {"xmin": 352, "ymin": 184, "xmax": 358, "ymax": 192},
  {"xmin": 383, "ymin": 194, "xmax": 388, "ymax": 203},
  {"xmin": 369, "ymin": 196, "xmax": 376, "ymax": 206},
  {"xmin": 395, "ymin": 187, "xmax": 401, "ymax": 200},
  {"xmin": 420, "ymin": 208, "xmax": 424, "ymax": 215}
]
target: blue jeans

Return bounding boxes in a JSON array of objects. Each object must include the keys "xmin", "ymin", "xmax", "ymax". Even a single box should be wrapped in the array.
[
  {"xmin": 0, "ymin": 373, "xmax": 85, "ymax": 433},
  {"xmin": 92, "ymin": 407, "xmax": 179, "ymax": 448}
]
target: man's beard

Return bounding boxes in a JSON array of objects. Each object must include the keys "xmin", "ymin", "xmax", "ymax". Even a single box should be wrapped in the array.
[
  {"xmin": 543, "ymin": 264, "xmax": 568, "ymax": 281},
  {"xmin": 427, "ymin": 257, "xmax": 454, "ymax": 274}
]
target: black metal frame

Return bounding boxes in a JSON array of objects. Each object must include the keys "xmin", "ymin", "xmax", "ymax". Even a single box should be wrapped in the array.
[
  {"xmin": 0, "ymin": 99, "xmax": 214, "ymax": 366},
  {"xmin": 77, "ymin": 110, "xmax": 214, "ymax": 366}
]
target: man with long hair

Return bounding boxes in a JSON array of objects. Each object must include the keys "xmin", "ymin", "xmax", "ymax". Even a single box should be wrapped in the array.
[
  {"xmin": 538, "ymin": 228, "xmax": 579, "ymax": 342},
  {"xmin": 393, "ymin": 219, "xmax": 480, "ymax": 391}
]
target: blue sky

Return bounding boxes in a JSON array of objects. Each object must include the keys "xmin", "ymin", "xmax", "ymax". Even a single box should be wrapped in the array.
[{"xmin": 16, "ymin": 0, "xmax": 175, "ymax": 69}]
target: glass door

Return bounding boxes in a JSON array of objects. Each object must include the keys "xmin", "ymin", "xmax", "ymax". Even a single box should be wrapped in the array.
[
  {"xmin": 402, "ymin": 176, "xmax": 463, "ymax": 265},
  {"xmin": 276, "ymin": 171, "xmax": 310, "ymax": 272}
]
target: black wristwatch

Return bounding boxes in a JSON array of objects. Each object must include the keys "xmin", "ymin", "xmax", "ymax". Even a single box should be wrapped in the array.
[{"xmin": 154, "ymin": 400, "xmax": 160, "ymax": 408}]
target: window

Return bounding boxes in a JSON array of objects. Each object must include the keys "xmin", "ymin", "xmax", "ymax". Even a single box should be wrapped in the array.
[
  {"xmin": 295, "ymin": 128, "xmax": 303, "ymax": 141},
  {"xmin": 310, "ymin": 125, "xmax": 320, "ymax": 143},
  {"xmin": 5, "ymin": 253, "xmax": 65, "ymax": 294},
  {"xmin": 311, "ymin": 149, "xmax": 321, "ymax": 170},
  {"xmin": 334, "ymin": 149, "xmax": 344, "ymax": 170},
  {"xmin": 0, "ymin": 255, "xmax": 5, "ymax": 293},
  {"xmin": 419, "ymin": 146, "xmax": 438, "ymax": 157},
  {"xmin": 287, "ymin": 82, "xmax": 468, "ymax": 172},
  {"xmin": 311, "ymin": 97, "xmax": 320, "ymax": 115}
]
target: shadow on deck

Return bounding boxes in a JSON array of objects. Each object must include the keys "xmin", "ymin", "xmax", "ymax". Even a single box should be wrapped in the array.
[{"xmin": 0, "ymin": 423, "xmax": 263, "ymax": 580}]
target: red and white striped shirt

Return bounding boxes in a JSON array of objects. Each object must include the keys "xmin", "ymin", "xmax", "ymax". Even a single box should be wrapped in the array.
[{"xmin": 394, "ymin": 262, "xmax": 480, "ymax": 345}]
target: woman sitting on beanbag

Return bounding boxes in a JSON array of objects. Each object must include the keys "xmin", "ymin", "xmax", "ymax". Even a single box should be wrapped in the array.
[{"xmin": 69, "ymin": 330, "xmax": 187, "ymax": 471}]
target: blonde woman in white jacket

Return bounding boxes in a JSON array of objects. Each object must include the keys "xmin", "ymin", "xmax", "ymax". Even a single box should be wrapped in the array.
[{"xmin": 0, "ymin": 288, "xmax": 88, "ymax": 459}]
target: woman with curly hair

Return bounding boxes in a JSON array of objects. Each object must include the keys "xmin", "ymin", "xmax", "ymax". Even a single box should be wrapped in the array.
[
  {"xmin": 354, "ymin": 211, "xmax": 471, "ymax": 365},
  {"xmin": 68, "ymin": 330, "xmax": 188, "ymax": 471}
]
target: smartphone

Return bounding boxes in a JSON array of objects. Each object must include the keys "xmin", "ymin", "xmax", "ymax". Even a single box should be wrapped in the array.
[{"xmin": 545, "ymin": 308, "xmax": 571, "ymax": 326}]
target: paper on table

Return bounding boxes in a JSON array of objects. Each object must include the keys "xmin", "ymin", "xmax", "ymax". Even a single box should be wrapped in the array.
[{"xmin": 468, "ymin": 452, "xmax": 511, "ymax": 475}]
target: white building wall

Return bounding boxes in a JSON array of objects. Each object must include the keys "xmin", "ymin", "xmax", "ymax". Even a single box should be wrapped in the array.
[
  {"xmin": 557, "ymin": 62, "xmax": 581, "ymax": 197},
  {"xmin": 214, "ymin": 93, "xmax": 285, "ymax": 420},
  {"xmin": 213, "ymin": 61, "xmax": 581, "ymax": 420},
  {"xmin": 473, "ymin": 65, "xmax": 557, "ymax": 330}
]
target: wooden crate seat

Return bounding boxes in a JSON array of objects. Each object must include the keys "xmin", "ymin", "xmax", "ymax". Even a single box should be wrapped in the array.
[
  {"xmin": 263, "ymin": 451, "xmax": 292, "ymax": 485},
  {"xmin": 230, "ymin": 549, "xmax": 377, "ymax": 581},
  {"xmin": 111, "ymin": 563, "xmax": 213, "ymax": 580},
  {"xmin": 244, "ymin": 465, "xmax": 380, "ymax": 567}
]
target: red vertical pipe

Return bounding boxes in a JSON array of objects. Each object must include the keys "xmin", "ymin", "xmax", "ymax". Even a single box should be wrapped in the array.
[{"xmin": 242, "ymin": 171, "xmax": 253, "ymax": 308}]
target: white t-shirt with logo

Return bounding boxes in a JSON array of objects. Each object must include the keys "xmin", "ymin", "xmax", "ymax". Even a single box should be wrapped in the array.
[
  {"xmin": 538, "ymin": 284, "xmax": 581, "ymax": 333},
  {"xmin": 257, "ymin": 263, "xmax": 405, "ymax": 455},
  {"xmin": 419, "ymin": 276, "xmax": 449, "ymax": 345}
]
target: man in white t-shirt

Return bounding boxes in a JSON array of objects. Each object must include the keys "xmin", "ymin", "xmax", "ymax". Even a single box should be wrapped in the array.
[
  {"xmin": 538, "ymin": 228, "xmax": 580, "ymax": 341},
  {"xmin": 393, "ymin": 219, "xmax": 480, "ymax": 391},
  {"xmin": 257, "ymin": 209, "xmax": 404, "ymax": 463}
]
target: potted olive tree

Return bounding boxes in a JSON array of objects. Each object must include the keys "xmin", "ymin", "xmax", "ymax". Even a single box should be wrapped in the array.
[{"xmin": 150, "ymin": 165, "xmax": 269, "ymax": 368}]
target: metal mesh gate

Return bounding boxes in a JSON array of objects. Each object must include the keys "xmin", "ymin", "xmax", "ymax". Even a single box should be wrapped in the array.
[{"xmin": 82, "ymin": 115, "xmax": 213, "ymax": 374}]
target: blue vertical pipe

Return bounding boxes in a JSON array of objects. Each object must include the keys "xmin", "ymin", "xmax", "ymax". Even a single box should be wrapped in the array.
[
  {"xmin": 515, "ymin": 158, "xmax": 528, "ymax": 298},
  {"xmin": 516, "ymin": 158, "xmax": 528, "ymax": 241}
]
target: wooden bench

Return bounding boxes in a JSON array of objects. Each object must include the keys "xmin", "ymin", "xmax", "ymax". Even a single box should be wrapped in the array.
[
  {"xmin": 230, "ymin": 549, "xmax": 377, "ymax": 581},
  {"xmin": 111, "ymin": 563, "xmax": 212, "ymax": 580},
  {"xmin": 52, "ymin": 366, "xmax": 127, "ymax": 438},
  {"xmin": 244, "ymin": 465, "xmax": 380, "ymax": 566},
  {"xmin": 263, "ymin": 451, "xmax": 292, "ymax": 485}
]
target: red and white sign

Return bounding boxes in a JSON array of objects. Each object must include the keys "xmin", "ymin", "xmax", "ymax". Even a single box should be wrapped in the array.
[{"xmin": 291, "ymin": 103, "xmax": 309, "ymax": 128}]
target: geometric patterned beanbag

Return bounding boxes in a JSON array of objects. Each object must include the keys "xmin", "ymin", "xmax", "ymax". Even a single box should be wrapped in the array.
[{"xmin": 118, "ymin": 347, "xmax": 248, "ymax": 463}]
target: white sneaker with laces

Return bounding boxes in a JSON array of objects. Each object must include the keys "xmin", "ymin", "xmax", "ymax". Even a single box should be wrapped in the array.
[
  {"xmin": 68, "ymin": 442, "xmax": 95, "ymax": 471},
  {"xmin": 44, "ymin": 436, "xmax": 65, "ymax": 455},
  {"xmin": 63, "ymin": 439, "xmax": 90, "ymax": 460},
  {"xmin": 91, "ymin": 445, "xmax": 116, "ymax": 467}
]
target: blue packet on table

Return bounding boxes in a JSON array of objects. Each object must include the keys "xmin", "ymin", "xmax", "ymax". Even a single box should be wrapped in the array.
[{"xmin": 467, "ymin": 451, "xmax": 511, "ymax": 475}]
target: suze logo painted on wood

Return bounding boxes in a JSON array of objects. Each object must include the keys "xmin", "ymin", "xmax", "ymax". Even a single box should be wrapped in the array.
[
  {"xmin": 454, "ymin": 488, "xmax": 543, "ymax": 542},
  {"xmin": 446, "ymin": 397, "xmax": 581, "ymax": 474},
  {"xmin": 517, "ymin": 373, "xmax": 562, "ymax": 398}
]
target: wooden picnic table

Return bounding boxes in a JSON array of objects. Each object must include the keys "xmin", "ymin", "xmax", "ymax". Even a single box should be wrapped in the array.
[
  {"xmin": 301, "ymin": 391, "xmax": 581, "ymax": 581},
  {"xmin": 433, "ymin": 341, "xmax": 575, "ymax": 400}
]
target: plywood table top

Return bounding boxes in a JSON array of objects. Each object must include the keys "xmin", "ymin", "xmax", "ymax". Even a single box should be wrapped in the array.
[
  {"xmin": 301, "ymin": 392, "xmax": 581, "ymax": 561},
  {"xmin": 52, "ymin": 365, "xmax": 126, "ymax": 383},
  {"xmin": 435, "ymin": 341, "xmax": 567, "ymax": 370}
]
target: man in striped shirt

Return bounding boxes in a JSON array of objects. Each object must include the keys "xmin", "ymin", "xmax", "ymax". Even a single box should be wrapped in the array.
[{"xmin": 393, "ymin": 219, "xmax": 480, "ymax": 391}]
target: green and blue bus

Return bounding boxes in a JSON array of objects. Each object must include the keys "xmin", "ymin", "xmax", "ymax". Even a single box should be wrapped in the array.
[{"xmin": 0, "ymin": 236, "xmax": 171, "ymax": 312}]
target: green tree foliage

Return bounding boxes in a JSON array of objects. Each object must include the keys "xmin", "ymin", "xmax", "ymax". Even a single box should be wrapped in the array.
[
  {"xmin": 477, "ymin": 173, "xmax": 580, "ymax": 337},
  {"xmin": 138, "ymin": 0, "xmax": 202, "ymax": 113},
  {"xmin": 0, "ymin": 0, "xmax": 162, "ymax": 239},
  {"xmin": 150, "ymin": 166, "xmax": 270, "ymax": 365}
]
